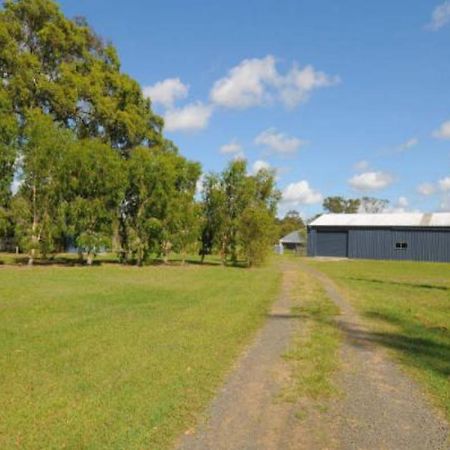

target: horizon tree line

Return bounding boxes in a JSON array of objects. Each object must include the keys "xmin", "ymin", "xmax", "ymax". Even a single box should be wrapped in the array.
[{"xmin": 0, "ymin": 0, "xmax": 280, "ymax": 266}]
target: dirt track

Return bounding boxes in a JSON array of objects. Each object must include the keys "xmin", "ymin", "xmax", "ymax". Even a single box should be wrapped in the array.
[{"xmin": 176, "ymin": 262, "xmax": 449, "ymax": 450}]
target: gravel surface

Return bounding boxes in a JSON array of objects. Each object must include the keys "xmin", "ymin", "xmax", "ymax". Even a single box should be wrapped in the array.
[
  {"xmin": 176, "ymin": 262, "xmax": 450, "ymax": 450},
  {"xmin": 302, "ymin": 263, "xmax": 450, "ymax": 450}
]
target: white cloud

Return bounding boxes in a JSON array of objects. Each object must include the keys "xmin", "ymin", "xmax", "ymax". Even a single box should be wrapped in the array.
[
  {"xmin": 348, "ymin": 171, "xmax": 394, "ymax": 192},
  {"xmin": 428, "ymin": 1, "xmax": 450, "ymax": 31},
  {"xmin": 281, "ymin": 180, "xmax": 323, "ymax": 205},
  {"xmin": 143, "ymin": 78, "xmax": 189, "ymax": 108},
  {"xmin": 210, "ymin": 56, "xmax": 278, "ymax": 109},
  {"xmin": 210, "ymin": 55, "xmax": 338, "ymax": 110},
  {"xmin": 441, "ymin": 194, "xmax": 450, "ymax": 211},
  {"xmin": 384, "ymin": 196, "xmax": 421, "ymax": 214},
  {"xmin": 278, "ymin": 64, "xmax": 340, "ymax": 109},
  {"xmin": 164, "ymin": 102, "xmax": 213, "ymax": 132},
  {"xmin": 433, "ymin": 120, "xmax": 450, "ymax": 140},
  {"xmin": 398, "ymin": 137, "xmax": 419, "ymax": 151},
  {"xmin": 354, "ymin": 160, "xmax": 370, "ymax": 172},
  {"xmin": 397, "ymin": 196, "xmax": 408, "ymax": 208},
  {"xmin": 417, "ymin": 182, "xmax": 436, "ymax": 196},
  {"xmin": 251, "ymin": 160, "xmax": 271, "ymax": 174},
  {"xmin": 439, "ymin": 176, "xmax": 450, "ymax": 191},
  {"xmin": 254, "ymin": 128, "xmax": 305, "ymax": 155},
  {"xmin": 220, "ymin": 140, "xmax": 243, "ymax": 155}
]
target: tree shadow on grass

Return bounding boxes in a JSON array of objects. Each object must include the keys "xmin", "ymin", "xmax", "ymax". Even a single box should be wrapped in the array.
[
  {"xmin": 346, "ymin": 277, "xmax": 449, "ymax": 292},
  {"xmin": 338, "ymin": 310, "xmax": 450, "ymax": 379}
]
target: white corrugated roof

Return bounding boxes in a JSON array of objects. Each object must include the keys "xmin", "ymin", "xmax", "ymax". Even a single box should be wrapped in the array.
[
  {"xmin": 280, "ymin": 230, "xmax": 305, "ymax": 244},
  {"xmin": 310, "ymin": 213, "xmax": 450, "ymax": 227}
]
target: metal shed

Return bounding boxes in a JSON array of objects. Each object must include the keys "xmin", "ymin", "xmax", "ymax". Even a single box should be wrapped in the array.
[
  {"xmin": 280, "ymin": 230, "xmax": 305, "ymax": 251},
  {"xmin": 307, "ymin": 213, "xmax": 450, "ymax": 262}
]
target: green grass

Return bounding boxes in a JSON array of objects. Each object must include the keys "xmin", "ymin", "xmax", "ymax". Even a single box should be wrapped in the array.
[
  {"xmin": 305, "ymin": 258, "xmax": 450, "ymax": 420},
  {"xmin": 0, "ymin": 261, "xmax": 281, "ymax": 449},
  {"xmin": 283, "ymin": 269, "xmax": 341, "ymax": 402}
]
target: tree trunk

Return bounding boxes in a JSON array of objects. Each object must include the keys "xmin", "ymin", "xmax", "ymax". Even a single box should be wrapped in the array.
[
  {"xmin": 86, "ymin": 253, "xmax": 94, "ymax": 266},
  {"xmin": 28, "ymin": 248, "xmax": 35, "ymax": 266}
]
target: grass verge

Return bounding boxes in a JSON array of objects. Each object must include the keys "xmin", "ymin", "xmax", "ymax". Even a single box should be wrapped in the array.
[
  {"xmin": 282, "ymin": 269, "xmax": 341, "ymax": 403},
  {"xmin": 0, "ymin": 261, "xmax": 281, "ymax": 449},
  {"xmin": 306, "ymin": 258, "xmax": 450, "ymax": 421}
]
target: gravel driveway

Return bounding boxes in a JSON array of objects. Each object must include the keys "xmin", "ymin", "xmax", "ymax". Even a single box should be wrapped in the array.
[{"xmin": 176, "ymin": 262, "xmax": 449, "ymax": 450}]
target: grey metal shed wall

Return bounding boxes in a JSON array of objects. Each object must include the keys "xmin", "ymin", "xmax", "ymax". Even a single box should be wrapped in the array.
[
  {"xmin": 308, "ymin": 227, "xmax": 450, "ymax": 262},
  {"xmin": 316, "ymin": 231, "xmax": 348, "ymax": 257}
]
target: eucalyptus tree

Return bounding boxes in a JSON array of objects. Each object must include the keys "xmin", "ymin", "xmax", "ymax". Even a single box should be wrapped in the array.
[
  {"xmin": 124, "ymin": 144, "xmax": 201, "ymax": 265},
  {"xmin": 62, "ymin": 139, "xmax": 125, "ymax": 265},
  {"xmin": 0, "ymin": 87, "xmax": 18, "ymax": 239},
  {"xmin": 12, "ymin": 110, "xmax": 70, "ymax": 264},
  {"xmin": 200, "ymin": 160, "xmax": 280, "ymax": 266},
  {"xmin": 0, "ymin": 0, "xmax": 163, "ymax": 152}
]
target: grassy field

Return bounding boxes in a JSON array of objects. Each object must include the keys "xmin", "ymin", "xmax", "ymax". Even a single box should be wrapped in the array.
[
  {"xmin": 305, "ymin": 258, "xmax": 450, "ymax": 420},
  {"xmin": 0, "ymin": 259, "xmax": 281, "ymax": 449},
  {"xmin": 283, "ymin": 269, "xmax": 341, "ymax": 404}
]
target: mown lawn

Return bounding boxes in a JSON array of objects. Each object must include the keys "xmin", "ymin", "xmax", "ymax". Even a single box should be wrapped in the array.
[
  {"xmin": 0, "ymin": 260, "xmax": 281, "ymax": 449},
  {"xmin": 305, "ymin": 258, "xmax": 450, "ymax": 420},
  {"xmin": 283, "ymin": 268, "xmax": 341, "ymax": 402}
]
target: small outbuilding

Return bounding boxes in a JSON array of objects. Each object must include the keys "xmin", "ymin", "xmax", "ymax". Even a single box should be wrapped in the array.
[
  {"xmin": 307, "ymin": 213, "xmax": 450, "ymax": 263},
  {"xmin": 279, "ymin": 230, "xmax": 305, "ymax": 252}
]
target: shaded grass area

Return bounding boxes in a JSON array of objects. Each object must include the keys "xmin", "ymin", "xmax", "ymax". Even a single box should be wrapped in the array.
[
  {"xmin": 283, "ymin": 269, "xmax": 341, "ymax": 402},
  {"xmin": 306, "ymin": 258, "xmax": 450, "ymax": 420},
  {"xmin": 0, "ymin": 262, "xmax": 281, "ymax": 449}
]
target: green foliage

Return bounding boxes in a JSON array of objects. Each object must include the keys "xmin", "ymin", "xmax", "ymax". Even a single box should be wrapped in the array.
[
  {"xmin": 276, "ymin": 210, "xmax": 305, "ymax": 239},
  {"xmin": 359, "ymin": 196, "xmax": 389, "ymax": 213},
  {"xmin": 322, "ymin": 196, "xmax": 360, "ymax": 214},
  {"xmin": 62, "ymin": 139, "xmax": 125, "ymax": 264},
  {"xmin": 200, "ymin": 160, "xmax": 280, "ymax": 266},
  {"xmin": 124, "ymin": 145, "xmax": 201, "ymax": 265},
  {"xmin": 0, "ymin": 0, "xmax": 163, "ymax": 151},
  {"xmin": 12, "ymin": 110, "xmax": 72, "ymax": 262},
  {"xmin": 239, "ymin": 205, "xmax": 276, "ymax": 266}
]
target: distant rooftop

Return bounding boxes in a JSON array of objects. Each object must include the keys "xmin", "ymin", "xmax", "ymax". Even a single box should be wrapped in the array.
[
  {"xmin": 280, "ymin": 230, "xmax": 305, "ymax": 244},
  {"xmin": 309, "ymin": 213, "xmax": 450, "ymax": 228}
]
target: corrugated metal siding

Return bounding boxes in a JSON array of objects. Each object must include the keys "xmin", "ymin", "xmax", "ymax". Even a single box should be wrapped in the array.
[
  {"xmin": 307, "ymin": 229, "xmax": 316, "ymax": 256},
  {"xmin": 348, "ymin": 229, "xmax": 394, "ymax": 260},
  {"xmin": 308, "ymin": 226, "xmax": 450, "ymax": 262},
  {"xmin": 316, "ymin": 231, "xmax": 348, "ymax": 257}
]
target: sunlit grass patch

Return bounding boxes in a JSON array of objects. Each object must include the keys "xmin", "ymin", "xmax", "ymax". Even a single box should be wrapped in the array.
[
  {"xmin": 283, "ymin": 269, "xmax": 342, "ymax": 403},
  {"xmin": 306, "ymin": 258, "xmax": 450, "ymax": 421}
]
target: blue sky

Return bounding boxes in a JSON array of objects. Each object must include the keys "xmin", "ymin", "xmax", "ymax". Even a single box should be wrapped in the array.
[{"xmin": 59, "ymin": 0, "xmax": 450, "ymax": 217}]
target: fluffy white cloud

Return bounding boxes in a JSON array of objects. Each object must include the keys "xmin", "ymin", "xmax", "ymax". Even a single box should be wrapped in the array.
[
  {"xmin": 219, "ymin": 140, "xmax": 243, "ymax": 155},
  {"xmin": 254, "ymin": 128, "xmax": 305, "ymax": 155},
  {"xmin": 428, "ymin": 1, "xmax": 450, "ymax": 30},
  {"xmin": 398, "ymin": 137, "xmax": 419, "ymax": 151},
  {"xmin": 417, "ymin": 182, "xmax": 436, "ymax": 196},
  {"xmin": 439, "ymin": 176, "xmax": 450, "ymax": 191},
  {"xmin": 353, "ymin": 160, "xmax": 370, "ymax": 172},
  {"xmin": 397, "ymin": 196, "xmax": 408, "ymax": 208},
  {"xmin": 281, "ymin": 180, "xmax": 323, "ymax": 205},
  {"xmin": 210, "ymin": 56, "xmax": 278, "ymax": 109},
  {"xmin": 164, "ymin": 102, "xmax": 213, "ymax": 132},
  {"xmin": 278, "ymin": 64, "xmax": 339, "ymax": 109},
  {"xmin": 210, "ymin": 55, "xmax": 338, "ymax": 109},
  {"xmin": 251, "ymin": 160, "xmax": 271, "ymax": 174},
  {"xmin": 348, "ymin": 171, "xmax": 394, "ymax": 192},
  {"xmin": 441, "ymin": 194, "xmax": 450, "ymax": 211},
  {"xmin": 433, "ymin": 120, "xmax": 450, "ymax": 139},
  {"xmin": 143, "ymin": 78, "xmax": 189, "ymax": 108}
]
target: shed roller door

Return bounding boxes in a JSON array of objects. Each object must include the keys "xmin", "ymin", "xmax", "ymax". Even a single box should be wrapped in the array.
[{"xmin": 316, "ymin": 231, "xmax": 348, "ymax": 257}]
